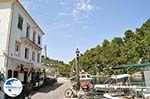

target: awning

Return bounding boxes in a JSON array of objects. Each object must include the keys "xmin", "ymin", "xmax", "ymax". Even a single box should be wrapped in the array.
[{"xmin": 8, "ymin": 56, "xmax": 54, "ymax": 71}]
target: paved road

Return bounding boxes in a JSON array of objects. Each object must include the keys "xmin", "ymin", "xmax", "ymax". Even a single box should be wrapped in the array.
[{"xmin": 32, "ymin": 78, "xmax": 72, "ymax": 99}]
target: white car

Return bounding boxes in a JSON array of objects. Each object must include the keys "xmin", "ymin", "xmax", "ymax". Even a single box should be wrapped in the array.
[{"xmin": 38, "ymin": 77, "xmax": 44, "ymax": 86}]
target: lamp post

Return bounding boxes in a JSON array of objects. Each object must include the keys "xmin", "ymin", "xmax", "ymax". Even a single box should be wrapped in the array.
[{"xmin": 76, "ymin": 48, "xmax": 80, "ymax": 91}]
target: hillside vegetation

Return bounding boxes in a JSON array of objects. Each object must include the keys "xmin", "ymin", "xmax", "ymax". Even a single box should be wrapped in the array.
[
  {"xmin": 69, "ymin": 18, "xmax": 150, "ymax": 75},
  {"xmin": 42, "ymin": 19, "xmax": 150, "ymax": 76},
  {"xmin": 41, "ymin": 56, "xmax": 71, "ymax": 76}
]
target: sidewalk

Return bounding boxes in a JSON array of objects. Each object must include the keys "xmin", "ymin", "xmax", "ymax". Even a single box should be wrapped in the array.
[{"xmin": 32, "ymin": 78, "xmax": 72, "ymax": 99}]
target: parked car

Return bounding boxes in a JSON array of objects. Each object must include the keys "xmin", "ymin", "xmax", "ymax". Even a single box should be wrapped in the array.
[
  {"xmin": 32, "ymin": 77, "xmax": 44, "ymax": 90},
  {"xmin": 38, "ymin": 77, "xmax": 44, "ymax": 87},
  {"xmin": 43, "ymin": 77, "xmax": 57, "ymax": 86}
]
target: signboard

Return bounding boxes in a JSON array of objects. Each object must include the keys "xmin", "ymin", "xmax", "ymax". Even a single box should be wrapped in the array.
[{"xmin": 3, "ymin": 78, "xmax": 23, "ymax": 97}]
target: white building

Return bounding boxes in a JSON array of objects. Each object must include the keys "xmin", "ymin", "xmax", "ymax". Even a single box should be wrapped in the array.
[{"xmin": 0, "ymin": 0, "xmax": 45, "ymax": 98}]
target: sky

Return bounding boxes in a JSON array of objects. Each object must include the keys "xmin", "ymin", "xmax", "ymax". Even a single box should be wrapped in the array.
[{"xmin": 20, "ymin": 0, "xmax": 150, "ymax": 63}]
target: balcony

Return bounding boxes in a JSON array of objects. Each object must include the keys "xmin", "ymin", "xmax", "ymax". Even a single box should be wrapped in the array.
[
  {"xmin": 21, "ymin": 37, "xmax": 42, "ymax": 50},
  {"xmin": 14, "ymin": 51, "xmax": 20, "ymax": 57}
]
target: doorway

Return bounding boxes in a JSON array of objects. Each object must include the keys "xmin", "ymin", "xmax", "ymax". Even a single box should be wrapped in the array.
[{"xmin": 24, "ymin": 71, "xmax": 28, "ymax": 84}]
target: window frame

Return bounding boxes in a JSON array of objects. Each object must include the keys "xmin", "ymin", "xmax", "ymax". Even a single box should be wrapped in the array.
[
  {"xmin": 32, "ymin": 51, "xmax": 35, "ymax": 61},
  {"xmin": 17, "ymin": 15, "xmax": 23, "ymax": 30},
  {"xmin": 25, "ymin": 48, "xmax": 29, "ymax": 59},
  {"xmin": 26, "ymin": 23, "xmax": 30, "ymax": 38},
  {"xmin": 38, "ymin": 35, "xmax": 41, "ymax": 45},
  {"xmin": 15, "ymin": 41, "xmax": 20, "ymax": 56},
  {"xmin": 33, "ymin": 31, "xmax": 36, "ymax": 42},
  {"xmin": 37, "ymin": 53, "xmax": 40, "ymax": 63}
]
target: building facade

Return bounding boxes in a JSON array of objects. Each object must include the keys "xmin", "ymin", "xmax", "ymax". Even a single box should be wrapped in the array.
[{"xmin": 0, "ymin": 0, "xmax": 44, "ymax": 98}]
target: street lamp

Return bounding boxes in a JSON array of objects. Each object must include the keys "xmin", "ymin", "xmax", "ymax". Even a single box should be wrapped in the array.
[
  {"xmin": 75, "ymin": 48, "xmax": 80, "ymax": 91},
  {"xmin": 76, "ymin": 48, "xmax": 80, "ymax": 60}
]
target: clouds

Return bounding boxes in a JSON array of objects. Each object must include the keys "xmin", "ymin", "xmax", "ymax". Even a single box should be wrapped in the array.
[
  {"xmin": 56, "ymin": 0, "xmax": 95, "ymax": 19},
  {"xmin": 74, "ymin": 0, "xmax": 94, "ymax": 19},
  {"xmin": 20, "ymin": 0, "xmax": 95, "ymax": 21},
  {"xmin": 19, "ymin": 0, "xmax": 97, "ymax": 63},
  {"xmin": 19, "ymin": 0, "xmax": 95, "ymax": 33},
  {"xmin": 46, "ymin": 0, "xmax": 95, "ymax": 33},
  {"xmin": 73, "ymin": 0, "xmax": 94, "ymax": 13}
]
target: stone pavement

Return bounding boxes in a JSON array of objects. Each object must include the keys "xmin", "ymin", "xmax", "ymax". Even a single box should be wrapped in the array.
[{"xmin": 31, "ymin": 77, "xmax": 76, "ymax": 99}]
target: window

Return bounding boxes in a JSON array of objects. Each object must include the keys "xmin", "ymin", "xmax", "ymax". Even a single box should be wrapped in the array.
[
  {"xmin": 8, "ymin": 70, "xmax": 12, "ymax": 79},
  {"xmin": 25, "ymin": 48, "xmax": 29, "ymax": 59},
  {"xmin": 33, "ymin": 31, "xmax": 36, "ymax": 42},
  {"xmin": 26, "ymin": 24, "xmax": 30, "ymax": 38},
  {"xmin": 13, "ymin": 71, "xmax": 18, "ymax": 78},
  {"xmin": 17, "ymin": 15, "xmax": 23, "ymax": 30},
  {"xmin": 15, "ymin": 41, "xmax": 20, "ymax": 56},
  {"xmin": 37, "ymin": 53, "xmax": 40, "ymax": 62},
  {"xmin": 32, "ymin": 51, "xmax": 35, "ymax": 61},
  {"xmin": 38, "ymin": 35, "xmax": 41, "ymax": 45}
]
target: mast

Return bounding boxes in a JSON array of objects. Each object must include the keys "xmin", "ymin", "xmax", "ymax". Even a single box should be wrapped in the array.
[
  {"xmin": 76, "ymin": 48, "xmax": 80, "ymax": 90},
  {"xmin": 43, "ymin": 45, "xmax": 47, "ymax": 79},
  {"xmin": 44, "ymin": 45, "xmax": 47, "ymax": 58}
]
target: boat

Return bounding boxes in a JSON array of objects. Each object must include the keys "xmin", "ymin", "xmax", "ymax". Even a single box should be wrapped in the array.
[
  {"xmin": 95, "ymin": 74, "xmax": 133, "ymax": 99},
  {"xmin": 94, "ymin": 74, "xmax": 147, "ymax": 99},
  {"xmin": 80, "ymin": 70, "xmax": 93, "ymax": 81},
  {"xmin": 103, "ymin": 93, "xmax": 125, "ymax": 99},
  {"xmin": 79, "ymin": 70, "xmax": 94, "ymax": 91},
  {"xmin": 64, "ymin": 70, "xmax": 94, "ymax": 98},
  {"xmin": 103, "ymin": 92, "xmax": 133, "ymax": 99},
  {"xmin": 94, "ymin": 74, "xmax": 131, "ymax": 92}
]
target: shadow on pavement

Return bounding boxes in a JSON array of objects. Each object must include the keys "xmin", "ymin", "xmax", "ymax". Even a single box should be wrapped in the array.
[{"xmin": 31, "ymin": 83, "xmax": 64, "ymax": 95}]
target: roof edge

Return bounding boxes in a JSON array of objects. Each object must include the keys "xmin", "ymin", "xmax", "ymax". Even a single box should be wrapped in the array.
[{"xmin": 15, "ymin": 0, "xmax": 45, "ymax": 35}]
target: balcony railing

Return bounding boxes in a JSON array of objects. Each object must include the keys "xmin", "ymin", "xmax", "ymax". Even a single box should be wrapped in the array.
[
  {"xmin": 21, "ymin": 37, "xmax": 42, "ymax": 50},
  {"xmin": 14, "ymin": 51, "xmax": 20, "ymax": 57}
]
